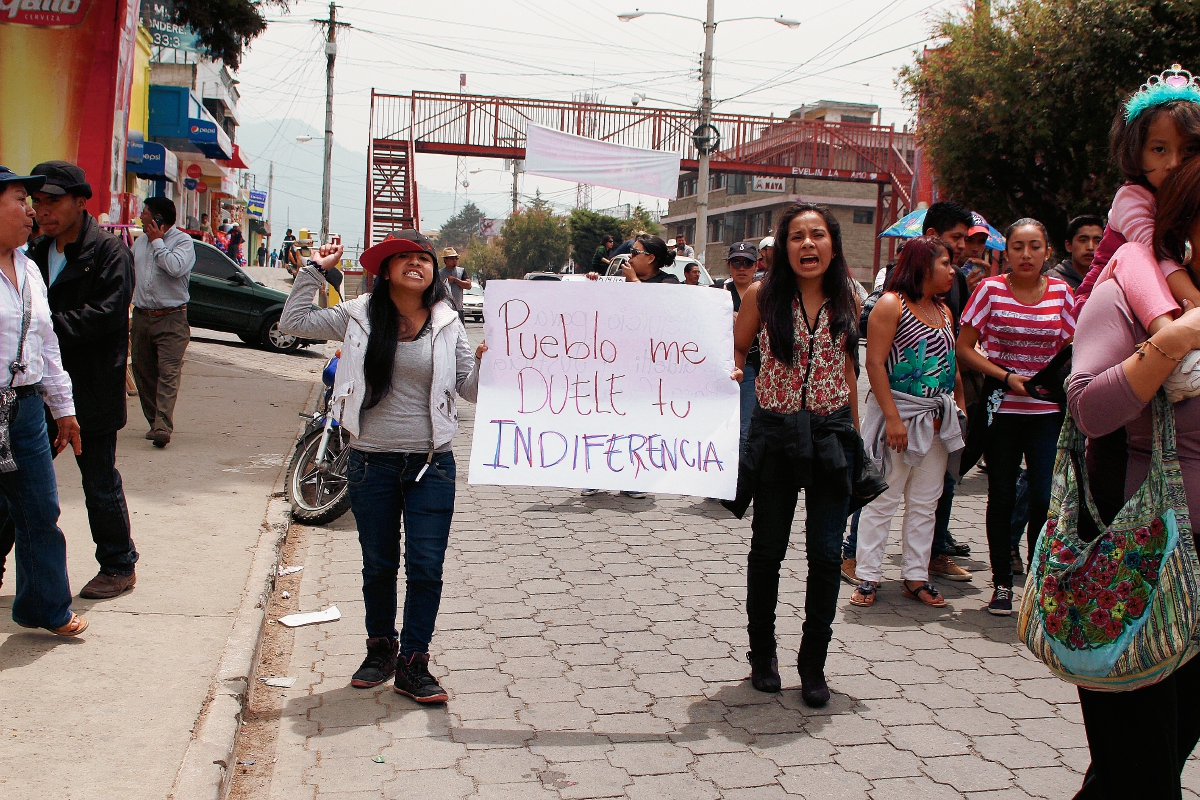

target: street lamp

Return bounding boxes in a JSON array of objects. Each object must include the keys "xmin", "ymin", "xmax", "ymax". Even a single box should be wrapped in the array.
[
  {"xmin": 619, "ymin": 5, "xmax": 800, "ymax": 266},
  {"xmin": 295, "ymin": 135, "xmax": 324, "ymax": 143},
  {"xmin": 471, "ymin": 163, "xmax": 524, "ymax": 215}
]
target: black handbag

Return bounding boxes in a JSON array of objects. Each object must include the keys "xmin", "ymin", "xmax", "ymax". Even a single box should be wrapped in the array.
[{"xmin": 959, "ymin": 374, "xmax": 1008, "ymax": 477}]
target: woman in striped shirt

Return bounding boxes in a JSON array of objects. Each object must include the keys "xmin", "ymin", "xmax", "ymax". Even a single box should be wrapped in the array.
[{"xmin": 956, "ymin": 219, "xmax": 1075, "ymax": 615}]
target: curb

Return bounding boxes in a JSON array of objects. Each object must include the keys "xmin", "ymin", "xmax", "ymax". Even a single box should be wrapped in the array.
[{"xmin": 169, "ymin": 495, "xmax": 291, "ymax": 800}]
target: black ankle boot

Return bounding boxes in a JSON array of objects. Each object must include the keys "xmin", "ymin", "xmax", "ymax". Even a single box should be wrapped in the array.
[
  {"xmin": 796, "ymin": 637, "xmax": 830, "ymax": 708},
  {"xmin": 747, "ymin": 651, "xmax": 781, "ymax": 693}
]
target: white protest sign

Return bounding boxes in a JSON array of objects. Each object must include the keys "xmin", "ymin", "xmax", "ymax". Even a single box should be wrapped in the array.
[{"xmin": 468, "ymin": 280, "xmax": 740, "ymax": 499}]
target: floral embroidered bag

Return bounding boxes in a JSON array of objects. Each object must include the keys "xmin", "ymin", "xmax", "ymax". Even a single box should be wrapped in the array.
[{"xmin": 1018, "ymin": 393, "xmax": 1200, "ymax": 691}]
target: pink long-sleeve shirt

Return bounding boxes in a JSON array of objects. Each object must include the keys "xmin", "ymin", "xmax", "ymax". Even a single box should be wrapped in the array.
[{"xmin": 1068, "ymin": 253, "xmax": 1200, "ymax": 511}]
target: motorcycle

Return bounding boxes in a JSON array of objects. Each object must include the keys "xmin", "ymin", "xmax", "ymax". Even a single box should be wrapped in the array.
[{"xmin": 285, "ymin": 351, "xmax": 351, "ymax": 525}]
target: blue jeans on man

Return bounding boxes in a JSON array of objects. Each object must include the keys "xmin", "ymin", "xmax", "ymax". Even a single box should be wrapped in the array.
[
  {"xmin": 739, "ymin": 361, "xmax": 758, "ymax": 451},
  {"xmin": 1, "ymin": 394, "xmax": 75, "ymax": 629},
  {"xmin": 347, "ymin": 449, "xmax": 456, "ymax": 656}
]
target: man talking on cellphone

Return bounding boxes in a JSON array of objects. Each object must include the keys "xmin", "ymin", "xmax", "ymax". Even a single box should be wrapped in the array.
[{"xmin": 130, "ymin": 197, "xmax": 195, "ymax": 448}]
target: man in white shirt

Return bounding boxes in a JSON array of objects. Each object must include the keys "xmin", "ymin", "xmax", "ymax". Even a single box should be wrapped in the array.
[
  {"xmin": 0, "ymin": 166, "xmax": 87, "ymax": 635},
  {"xmin": 130, "ymin": 197, "xmax": 195, "ymax": 448}
]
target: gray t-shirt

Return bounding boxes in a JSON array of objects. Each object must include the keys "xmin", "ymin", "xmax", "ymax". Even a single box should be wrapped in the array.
[
  {"xmin": 352, "ymin": 328, "xmax": 449, "ymax": 453},
  {"xmin": 440, "ymin": 266, "xmax": 465, "ymax": 310}
]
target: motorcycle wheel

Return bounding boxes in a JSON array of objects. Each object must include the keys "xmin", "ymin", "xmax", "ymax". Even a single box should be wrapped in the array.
[{"xmin": 285, "ymin": 427, "xmax": 352, "ymax": 525}]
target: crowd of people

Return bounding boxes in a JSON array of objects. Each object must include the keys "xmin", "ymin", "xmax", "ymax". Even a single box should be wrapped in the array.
[
  {"xmin": 0, "ymin": 161, "xmax": 200, "ymax": 636},
  {"xmin": 4, "ymin": 62, "xmax": 1200, "ymax": 799}
]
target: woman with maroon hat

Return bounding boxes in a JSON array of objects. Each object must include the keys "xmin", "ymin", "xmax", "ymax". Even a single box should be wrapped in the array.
[{"xmin": 281, "ymin": 229, "xmax": 484, "ymax": 704}]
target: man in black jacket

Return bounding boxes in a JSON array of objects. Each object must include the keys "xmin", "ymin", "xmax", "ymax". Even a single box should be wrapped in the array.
[{"xmin": 0, "ymin": 161, "xmax": 138, "ymax": 598}]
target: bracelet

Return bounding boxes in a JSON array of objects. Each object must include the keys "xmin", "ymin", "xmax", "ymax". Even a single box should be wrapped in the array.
[{"xmin": 1136, "ymin": 338, "xmax": 1184, "ymax": 362}]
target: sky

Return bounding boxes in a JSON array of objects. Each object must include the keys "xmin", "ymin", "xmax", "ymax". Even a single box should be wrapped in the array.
[{"xmin": 232, "ymin": 0, "xmax": 960, "ymax": 242}]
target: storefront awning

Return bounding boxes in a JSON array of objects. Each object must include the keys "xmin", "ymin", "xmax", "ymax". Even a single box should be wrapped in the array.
[
  {"xmin": 128, "ymin": 142, "xmax": 178, "ymax": 182},
  {"xmin": 187, "ymin": 118, "xmax": 233, "ymax": 160},
  {"xmin": 219, "ymin": 144, "xmax": 250, "ymax": 170}
]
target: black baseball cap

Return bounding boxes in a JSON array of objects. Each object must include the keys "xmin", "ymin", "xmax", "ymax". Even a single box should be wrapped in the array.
[
  {"xmin": 726, "ymin": 241, "xmax": 758, "ymax": 263},
  {"xmin": 30, "ymin": 160, "xmax": 92, "ymax": 198},
  {"xmin": 0, "ymin": 165, "xmax": 45, "ymax": 193}
]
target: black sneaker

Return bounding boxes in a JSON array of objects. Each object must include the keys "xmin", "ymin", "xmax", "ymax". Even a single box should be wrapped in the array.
[
  {"xmin": 747, "ymin": 652, "xmax": 781, "ymax": 693},
  {"xmin": 987, "ymin": 586, "xmax": 1014, "ymax": 616},
  {"xmin": 350, "ymin": 637, "xmax": 398, "ymax": 688},
  {"xmin": 393, "ymin": 652, "xmax": 449, "ymax": 703},
  {"xmin": 944, "ymin": 534, "xmax": 971, "ymax": 557}
]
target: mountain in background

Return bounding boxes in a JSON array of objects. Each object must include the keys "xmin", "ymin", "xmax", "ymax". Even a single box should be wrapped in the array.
[{"xmin": 235, "ymin": 119, "xmax": 467, "ymax": 249}]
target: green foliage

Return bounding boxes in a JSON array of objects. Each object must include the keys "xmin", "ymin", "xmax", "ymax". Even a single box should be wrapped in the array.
[
  {"xmin": 618, "ymin": 205, "xmax": 663, "ymax": 240},
  {"xmin": 437, "ymin": 202, "xmax": 485, "ymax": 251},
  {"xmin": 171, "ymin": 0, "xmax": 289, "ymax": 71},
  {"xmin": 899, "ymin": 0, "xmax": 1200, "ymax": 246},
  {"xmin": 502, "ymin": 207, "xmax": 570, "ymax": 274},
  {"xmin": 567, "ymin": 209, "xmax": 624, "ymax": 264},
  {"xmin": 460, "ymin": 238, "xmax": 517, "ymax": 285}
]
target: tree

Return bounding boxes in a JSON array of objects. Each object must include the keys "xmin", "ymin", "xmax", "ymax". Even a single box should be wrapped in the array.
[
  {"xmin": 618, "ymin": 205, "xmax": 663, "ymax": 240},
  {"xmin": 502, "ymin": 207, "xmax": 570, "ymax": 274},
  {"xmin": 171, "ymin": 0, "xmax": 290, "ymax": 71},
  {"xmin": 899, "ymin": 0, "xmax": 1200, "ymax": 246},
  {"xmin": 460, "ymin": 238, "xmax": 518, "ymax": 285},
  {"xmin": 438, "ymin": 202, "xmax": 485, "ymax": 251},
  {"xmin": 568, "ymin": 209, "xmax": 624, "ymax": 267}
]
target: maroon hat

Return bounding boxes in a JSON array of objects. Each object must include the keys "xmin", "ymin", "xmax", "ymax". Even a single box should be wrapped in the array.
[{"xmin": 360, "ymin": 229, "xmax": 439, "ymax": 276}]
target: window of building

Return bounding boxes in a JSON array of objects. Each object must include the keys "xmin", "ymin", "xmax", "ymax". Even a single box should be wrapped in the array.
[
  {"xmin": 748, "ymin": 212, "xmax": 766, "ymax": 238},
  {"xmin": 853, "ymin": 209, "xmax": 875, "ymax": 225},
  {"xmin": 678, "ymin": 177, "xmax": 698, "ymax": 197},
  {"xmin": 708, "ymin": 173, "xmax": 725, "ymax": 191},
  {"xmin": 708, "ymin": 218, "xmax": 723, "ymax": 243},
  {"xmin": 842, "ymin": 114, "xmax": 873, "ymax": 125}
]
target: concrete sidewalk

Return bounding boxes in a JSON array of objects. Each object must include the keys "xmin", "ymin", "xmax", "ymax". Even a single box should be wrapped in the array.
[{"xmin": 0, "ymin": 333, "xmax": 325, "ymax": 799}]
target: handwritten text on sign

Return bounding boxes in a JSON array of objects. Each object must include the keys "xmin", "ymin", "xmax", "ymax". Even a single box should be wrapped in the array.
[{"xmin": 468, "ymin": 281, "xmax": 740, "ymax": 498}]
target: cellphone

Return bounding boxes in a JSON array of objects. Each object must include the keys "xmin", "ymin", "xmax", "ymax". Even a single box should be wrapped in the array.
[{"xmin": 152, "ymin": 214, "xmax": 165, "ymax": 226}]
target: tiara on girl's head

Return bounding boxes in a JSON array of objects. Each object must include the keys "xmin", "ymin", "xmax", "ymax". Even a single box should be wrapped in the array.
[{"xmin": 1125, "ymin": 64, "xmax": 1200, "ymax": 121}]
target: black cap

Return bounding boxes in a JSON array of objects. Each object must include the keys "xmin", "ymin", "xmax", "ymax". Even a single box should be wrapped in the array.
[
  {"xmin": 726, "ymin": 241, "xmax": 758, "ymax": 262},
  {"xmin": 30, "ymin": 160, "xmax": 92, "ymax": 199},
  {"xmin": 0, "ymin": 165, "xmax": 46, "ymax": 193}
]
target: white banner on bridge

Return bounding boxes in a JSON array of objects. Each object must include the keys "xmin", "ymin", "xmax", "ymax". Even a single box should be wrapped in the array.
[
  {"xmin": 523, "ymin": 124, "xmax": 681, "ymax": 199},
  {"xmin": 468, "ymin": 280, "xmax": 739, "ymax": 499}
]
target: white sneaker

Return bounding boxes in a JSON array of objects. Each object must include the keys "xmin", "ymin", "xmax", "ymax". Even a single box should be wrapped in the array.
[
  {"xmin": 580, "ymin": 488, "xmax": 600, "ymax": 497},
  {"xmin": 1162, "ymin": 349, "xmax": 1200, "ymax": 403}
]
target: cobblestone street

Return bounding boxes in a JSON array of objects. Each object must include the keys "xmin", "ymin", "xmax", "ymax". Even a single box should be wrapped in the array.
[{"xmin": 236, "ymin": 325, "xmax": 1200, "ymax": 799}]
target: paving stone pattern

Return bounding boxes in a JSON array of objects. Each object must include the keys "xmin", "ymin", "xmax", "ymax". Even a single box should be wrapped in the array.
[{"xmin": 265, "ymin": 340, "xmax": 1200, "ymax": 799}]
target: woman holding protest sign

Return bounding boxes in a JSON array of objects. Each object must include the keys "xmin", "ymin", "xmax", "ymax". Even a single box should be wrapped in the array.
[
  {"xmin": 725, "ymin": 203, "xmax": 872, "ymax": 706},
  {"xmin": 280, "ymin": 229, "xmax": 484, "ymax": 704}
]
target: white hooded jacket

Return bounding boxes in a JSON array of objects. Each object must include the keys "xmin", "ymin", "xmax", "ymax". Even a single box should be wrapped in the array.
[{"xmin": 280, "ymin": 266, "xmax": 479, "ymax": 446}]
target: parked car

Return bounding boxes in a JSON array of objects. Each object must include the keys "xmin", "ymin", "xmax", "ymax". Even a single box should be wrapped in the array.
[
  {"xmin": 462, "ymin": 285, "xmax": 484, "ymax": 322},
  {"xmin": 524, "ymin": 272, "xmax": 562, "ymax": 281},
  {"xmin": 604, "ymin": 254, "xmax": 715, "ymax": 285},
  {"xmin": 189, "ymin": 241, "xmax": 324, "ymax": 353}
]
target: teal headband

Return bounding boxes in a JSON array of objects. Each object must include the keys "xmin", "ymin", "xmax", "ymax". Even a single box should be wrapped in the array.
[{"xmin": 1125, "ymin": 64, "xmax": 1200, "ymax": 122}]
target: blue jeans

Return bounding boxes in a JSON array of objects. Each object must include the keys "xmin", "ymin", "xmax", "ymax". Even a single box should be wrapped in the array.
[
  {"xmin": 747, "ymin": 442, "xmax": 852, "ymax": 655},
  {"xmin": 739, "ymin": 361, "xmax": 758, "ymax": 452},
  {"xmin": 1, "ymin": 395, "xmax": 74, "ymax": 629},
  {"xmin": 347, "ymin": 449, "xmax": 456, "ymax": 655}
]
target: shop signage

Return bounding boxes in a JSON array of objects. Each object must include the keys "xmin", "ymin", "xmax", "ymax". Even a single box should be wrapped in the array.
[
  {"xmin": 0, "ymin": 0, "xmax": 90, "ymax": 26},
  {"xmin": 195, "ymin": 181, "xmax": 207, "ymax": 194},
  {"xmin": 186, "ymin": 163, "xmax": 202, "ymax": 179},
  {"xmin": 139, "ymin": 0, "xmax": 201, "ymax": 51},
  {"xmin": 247, "ymin": 190, "xmax": 267, "ymax": 219},
  {"xmin": 183, "ymin": 177, "xmax": 197, "ymax": 190},
  {"xmin": 751, "ymin": 176, "xmax": 786, "ymax": 193}
]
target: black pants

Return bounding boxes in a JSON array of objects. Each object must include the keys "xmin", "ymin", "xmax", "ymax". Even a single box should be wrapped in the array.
[
  {"xmin": 746, "ymin": 446, "xmax": 851, "ymax": 657},
  {"xmin": 1075, "ymin": 654, "xmax": 1200, "ymax": 799},
  {"xmin": 983, "ymin": 411, "xmax": 1061, "ymax": 588},
  {"xmin": 0, "ymin": 427, "xmax": 136, "ymax": 582}
]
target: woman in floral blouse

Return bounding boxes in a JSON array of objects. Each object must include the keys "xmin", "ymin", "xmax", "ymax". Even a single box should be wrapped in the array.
[
  {"xmin": 729, "ymin": 203, "xmax": 863, "ymax": 707},
  {"xmin": 852, "ymin": 236, "xmax": 966, "ymax": 610}
]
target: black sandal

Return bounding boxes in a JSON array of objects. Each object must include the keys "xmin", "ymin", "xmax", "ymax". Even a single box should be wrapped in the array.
[{"xmin": 903, "ymin": 581, "xmax": 946, "ymax": 608}]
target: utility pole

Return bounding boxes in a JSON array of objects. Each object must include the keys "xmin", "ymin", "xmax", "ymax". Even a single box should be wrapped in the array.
[
  {"xmin": 511, "ymin": 159, "xmax": 521, "ymax": 216},
  {"xmin": 694, "ymin": 0, "xmax": 716, "ymax": 267},
  {"xmin": 267, "ymin": 160, "xmax": 274, "ymax": 256},
  {"xmin": 314, "ymin": 2, "xmax": 349, "ymax": 244}
]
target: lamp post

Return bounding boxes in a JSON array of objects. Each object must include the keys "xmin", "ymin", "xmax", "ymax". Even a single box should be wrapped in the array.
[{"xmin": 619, "ymin": 6, "xmax": 799, "ymax": 266}]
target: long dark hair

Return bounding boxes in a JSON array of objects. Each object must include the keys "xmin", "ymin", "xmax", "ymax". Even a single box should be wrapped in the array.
[
  {"xmin": 757, "ymin": 203, "xmax": 858, "ymax": 364},
  {"xmin": 363, "ymin": 253, "xmax": 450, "ymax": 410},
  {"xmin": 1154, "ymin": 156, "xmax": 1200, "ymax": 265}
]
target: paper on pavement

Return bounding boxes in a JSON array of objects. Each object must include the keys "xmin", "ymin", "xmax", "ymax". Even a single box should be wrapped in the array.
[{"xmin": 277, "ymin": 605, "xmax": 340, "ymax": 628}]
